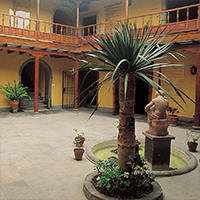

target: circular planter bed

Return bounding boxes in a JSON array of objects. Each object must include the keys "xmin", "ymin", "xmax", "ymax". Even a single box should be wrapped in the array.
[{"xmin": 83, "ymin": 172, "xmax": 163, "ymax": 200}]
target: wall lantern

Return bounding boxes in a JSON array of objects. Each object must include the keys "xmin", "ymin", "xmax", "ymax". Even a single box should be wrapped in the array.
[{"xmin": 190, "ymin": 65, "xmax": 197, "ymax": 75}]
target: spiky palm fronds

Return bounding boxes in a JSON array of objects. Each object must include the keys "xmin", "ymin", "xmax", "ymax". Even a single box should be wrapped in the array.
[{"xmin": 76, "ymin": 22, "xmax": 194, "ymax": 110}]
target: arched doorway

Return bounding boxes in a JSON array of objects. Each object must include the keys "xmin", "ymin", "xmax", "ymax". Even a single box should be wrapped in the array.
[
  {"xmin": 19, "ymin": 59, "xmax": 52, "ymax": 111},
  {"xmin": 52, "ymin": 5, "xmax": 76, "ymax": 35}
]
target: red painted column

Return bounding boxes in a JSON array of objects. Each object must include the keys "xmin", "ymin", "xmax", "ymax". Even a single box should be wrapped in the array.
[
  {"xmin": 76, "ymin": 2, "xmax": 80, "ymax": 39},
  {"xmin": 194, "ymin": 52, "xmax": 200, "ymax": 127},
  {"xmin": 34, "ymin": 56, "xmax": 39, "ymax": 113},
  {"xmin": 125, "ymin": 0, "xmax": 129, "ymax": 23},
  {"xmin": 36, "ymin": 0, "xmax": 40, "ymax": 40},
  {"xmin": 74, "ymin": 60, "xmax": 79, "ymax": 108}
]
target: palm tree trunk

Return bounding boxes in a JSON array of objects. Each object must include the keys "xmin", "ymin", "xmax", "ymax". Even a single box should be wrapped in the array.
[{"xmin": 118, "ymin": 73, "xmax": 136, "ymax": 169}]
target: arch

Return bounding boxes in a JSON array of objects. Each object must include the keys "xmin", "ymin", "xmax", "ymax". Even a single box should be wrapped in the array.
[
  {"xmin": 52, "ymin": 5, "xmax": 76, "ymax": 34},
  {"xmin": 19, "ymin": 58, "xmax": 52, "ymax": 110}
]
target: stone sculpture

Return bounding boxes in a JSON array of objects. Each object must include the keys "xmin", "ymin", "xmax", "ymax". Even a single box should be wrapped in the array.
[{"xmin": 145, "ymin": 90, "xmax": 169, "ymax": 136}]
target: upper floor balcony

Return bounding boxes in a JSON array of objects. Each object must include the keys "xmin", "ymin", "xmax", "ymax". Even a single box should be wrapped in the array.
[{"xmin": 0, "ymin": 3, "xmax": 200, "ymax": 51}]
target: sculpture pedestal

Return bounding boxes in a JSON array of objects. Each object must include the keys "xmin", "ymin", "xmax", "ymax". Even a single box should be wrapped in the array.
[{"xmin": 143, "ymin": 132, "xmax": 175, "ymax": 171}]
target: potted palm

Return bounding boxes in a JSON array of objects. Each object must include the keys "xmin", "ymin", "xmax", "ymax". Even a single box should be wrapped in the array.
[
  {"xmin": 73, "ymin": 137, "xmax": 85, "ymax": 160},
  {"xmin": 186, "ymin": 131, "xmax": 199, "ymax": 152},
  {"xmin": 167, "ymin": 107, "xmax": 180, "ymax": 126},
  {"xmin": 0, "ymin": 80, "xmax": 31, "ymax": 113},
  {"xmin": 73, "ymin": 128, "xmax": 85, "ymax": 147}
]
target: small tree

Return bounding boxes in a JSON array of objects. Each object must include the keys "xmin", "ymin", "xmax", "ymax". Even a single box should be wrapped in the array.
[{"xmin": 75, "ymin": 23, "xmax": 194, "ymax": 169}]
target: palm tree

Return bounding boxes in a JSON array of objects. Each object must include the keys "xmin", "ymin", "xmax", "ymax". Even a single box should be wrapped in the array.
[{"xmin": 75, "ymin": 23, "xmax": 194, "ymax": 169}]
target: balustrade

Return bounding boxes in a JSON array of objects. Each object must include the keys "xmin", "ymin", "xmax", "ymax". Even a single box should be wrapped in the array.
[{"xmin": 0, "ymin": 3, "xmax": 199, "ymax": 46}]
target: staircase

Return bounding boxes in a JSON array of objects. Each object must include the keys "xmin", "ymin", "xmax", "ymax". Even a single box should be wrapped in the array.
[{"xmin": 20, "ymin": 92, "xmax": 48, "ymax": 112}]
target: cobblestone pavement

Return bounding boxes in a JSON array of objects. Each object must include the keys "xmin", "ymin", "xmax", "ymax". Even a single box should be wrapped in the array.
[{"xmin": 0, "ymin": 108, "xmax": 200, "ymax": 200}]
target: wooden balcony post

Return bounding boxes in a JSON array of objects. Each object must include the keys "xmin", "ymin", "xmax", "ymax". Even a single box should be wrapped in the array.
[
  {"xmin": 36, "ymin": 0, "xmax": 40, "ymax": 40},
  {"xmin": 74, "ymin": 60, "xmax": 79, "ymax": 108},
  {"xmin": 76, "ymin": 2, "xmax": 80, "ymax": 39},
  {"xmin": 194, "ymin": 52, "xmax": 200, "ymax": 127},
  {"xmin": 34, "ymin": 55, "xmax": 39, "ymax": 113},
  {"xmin": 198, "ymin": 4, "xmax": 200, "ymax": 31},
  {"xmin": 125, "ymin": 0, "xmax": 129, "ymax": 23}
]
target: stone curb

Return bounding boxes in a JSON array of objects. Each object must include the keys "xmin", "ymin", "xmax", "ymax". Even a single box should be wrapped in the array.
[
  {"xmin": 85, "ymin": 140, "xmax": 198, "ymax": 177},
  {"xmin": 83, "ymin": 172, "xmax": 163, "ymax": 200}
]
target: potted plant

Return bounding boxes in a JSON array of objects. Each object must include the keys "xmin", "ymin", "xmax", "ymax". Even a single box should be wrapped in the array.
[
  {"xmin": 0, "ymin": 80, "xmax": 31, "ymax": 113},
  {"xmin": 73, "ymin": 137, "xmax": 85, "ymax": 160},
  {"xmin": 73, "ymin": 128, "xmax": 85, "ymax": 147},
  {"xmin": 186, "ymin": 131, "xmax": 199, "ymax": 152},
  {"xmin": 166, "ymin": 106, "xmax": 180, "ymax": 126}
]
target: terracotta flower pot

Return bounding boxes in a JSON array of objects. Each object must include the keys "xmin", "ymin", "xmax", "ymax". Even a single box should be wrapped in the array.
[
  {"xmin": 187, "ymin": 142, "xmax": 198, "ymax": 152},
  {"xmin": 167, "ymin": 115, "xmax": 179, "ymax": 126},
  {"xmin": 74, "ymin": 148, "xmax": 85, "ymax": 160},
  {"xmin": 75, "ymin": 136, "xmax": 85, "ymax": 147},
  {"xmin": 10, "ymin": 100, "xmax": 19, "ymax": 113}
]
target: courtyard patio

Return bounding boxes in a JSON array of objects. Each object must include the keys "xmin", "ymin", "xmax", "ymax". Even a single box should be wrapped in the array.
[{"xmin": 0, "ymin": 108, "xmax": 200, "ymax": 200}]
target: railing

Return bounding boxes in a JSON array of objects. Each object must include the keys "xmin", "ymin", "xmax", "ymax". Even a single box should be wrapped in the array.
[
  {"xmin": 0, "ymin": 3, "xmax": 199, "ymax": 46},
  {"xmin": 0, "ymin": 12, "xmax": 77, "ymax": 44},
  {"xmin": 79, "ymin": 3, "xmax": 200, "ymax": 44}
]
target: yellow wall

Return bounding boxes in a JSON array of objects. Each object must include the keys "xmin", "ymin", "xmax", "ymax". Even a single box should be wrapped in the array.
[
  {"xmin": 0, "ymin": 0, "xmax": 162, "ymax": 30},
  {"xmin": 0, "ymin": 50, "xmax": 74, "ymax": 109},
  {"xmin": 98, "ymin": 72, "xmax": 113, "ymax": 109},
  {"xmin": 0, "ymin": 51, "xmax": 34, "ymax": 108},
  {"xmin": 154, "ymin": 50, "xmax": 196, "ymax": 118}
]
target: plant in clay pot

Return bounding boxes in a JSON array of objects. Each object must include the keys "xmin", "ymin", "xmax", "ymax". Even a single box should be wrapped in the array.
[
  {"xmin": 0, "ymin": 80, "xmax": 31, "ymax": 113},
  {"xmin": 186, "ymin": 131, "xmax": 199, "ymax": 152},
  {"xmin": 167, "ymin": 107, "xmax": 180, "ymax": 126},
  {"xmin": 73, "ymin": 137, "xmax": 85, "ymax": 160},
  {"xmin": 73, "ymin": 128, "xmax": 85, "ymax": 147},
  {"xmin": 92, "ymin": 154, "xmax": 156, "ymax": 199}
]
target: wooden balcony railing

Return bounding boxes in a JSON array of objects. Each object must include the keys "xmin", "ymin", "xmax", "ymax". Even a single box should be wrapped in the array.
[
  {"xmin": 0, "ymin": 3, "xmax": 199, "ymax": 46},
  {"xmin": 0, "ymin": 12, "xmax": 77, "ymax": 44}
]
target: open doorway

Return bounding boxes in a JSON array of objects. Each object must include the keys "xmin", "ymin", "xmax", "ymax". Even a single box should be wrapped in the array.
[
  {"xmin": 135, "ymin": 77, "xmax": 149, "ymax": 114},
  {"xmin": 79, "ymin": 70, "xmax": 98, "ymax": 107},
  {"xmin": 83, "ymin": 15, "xmax": 96, "ymax": 36},
  {"xmin": 19, "ymin": 58, "xmax": 52, "ymax": 111}
]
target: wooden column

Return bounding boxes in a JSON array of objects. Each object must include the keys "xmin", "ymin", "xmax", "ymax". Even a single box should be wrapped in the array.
[
  {"xmin": 36, "ymin": 0, "xmax": 40, "ymax": 40},
  {"xmin": 125, "ymin": 0, "xmax": 129, "ymax": 23},
  {"xmin": 194, "ymin": 52, "xmax": 200, "ymax": 127},
  {"xmin": 74, "ymin": 60, "xmax": 79, "ymax": 108},
  {"xmin": 76, "ymin": 2, "xmax": 80, "ymax": 38},
  {"xmin": 34, "ymin": 56, "xmax": 39, "ymax": 113}
]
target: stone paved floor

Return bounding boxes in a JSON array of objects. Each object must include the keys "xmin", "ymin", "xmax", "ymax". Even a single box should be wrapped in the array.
[{"xmin": 0, "ymin": 108, "xmax": 200, "ymax": 200}]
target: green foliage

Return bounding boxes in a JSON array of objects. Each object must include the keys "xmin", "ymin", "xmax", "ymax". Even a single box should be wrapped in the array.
[
  {"xmin": 0, "ymin": 80, "xmax": 31, "ymax": 103},
  {"xmin": 73, "ymin": 128, "xmax": 84, "ymax": 137},
  {"xmin": 75, "ymin": 22, "xmax": 195, "ymax": 119},
  {"xmin": 94, "ymin": 154, "xmax": 156, "ymax": 193},
  {"xmin": 186, "ymin": 131, "xmax": 199, "ymax": 143}
]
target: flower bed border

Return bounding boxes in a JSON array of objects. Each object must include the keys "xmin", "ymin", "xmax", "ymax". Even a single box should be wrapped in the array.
[{"xmin": 83, "ymin": 172, "xmax": 163, "ymax": 200}]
